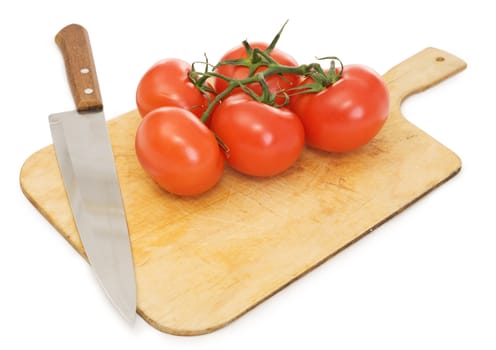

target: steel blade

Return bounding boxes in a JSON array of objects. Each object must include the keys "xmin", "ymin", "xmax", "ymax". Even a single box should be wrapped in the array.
[{"xmin": 49, "ymin": 110, "xmax": 136, "ymax": 322}]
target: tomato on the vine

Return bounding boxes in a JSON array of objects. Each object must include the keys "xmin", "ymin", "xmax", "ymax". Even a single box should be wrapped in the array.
[
  {"xmin": 136, "ymin": 58, "xmax": 213, "ymax": 118},
  {"xmin": 214, "ymin": 42, "xmax": 300, "ymax": 101},
  {"xmin": 290, "ymin": 64, "xmax": 390, "ymax": 152},
  {"xmin": 133, "ymin": 22, "xmax": 391, "ymax": 198},
  {"xmin": 210, "ymin": 93, "xmax": 305, "ymax": 177},
  {"xmin": 135, "ymin": 107, "xmax": 224, "ymax": 196}
]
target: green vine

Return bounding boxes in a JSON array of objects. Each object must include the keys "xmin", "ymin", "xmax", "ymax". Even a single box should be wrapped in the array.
[{"xmin": 188, "ymin": 21, "xmax": 344, "ymax": 123}]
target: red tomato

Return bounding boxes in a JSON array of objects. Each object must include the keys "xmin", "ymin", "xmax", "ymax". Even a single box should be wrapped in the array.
[
  {"xmin": 136, "ymin": 58, "xmax": 212, "ymax": 118},
  {"xmin": 290, "ymin": 65, "xmax": 390, "ymax": 152},
  {"xmin": 214, "ymin": 42, "xmax": 300, "ymax": 102},
  {"xmin": 210, "ymin": 94, "xmax": 305, "ymax": 177},
  {"xmin": 135, "ymin": 107, "xmax": 224, "ymax": 196}
]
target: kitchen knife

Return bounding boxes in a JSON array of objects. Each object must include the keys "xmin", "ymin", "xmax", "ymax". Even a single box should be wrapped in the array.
[{"xmin": 48, "ymin": 24, "xmax": 136, "ymax": 323}]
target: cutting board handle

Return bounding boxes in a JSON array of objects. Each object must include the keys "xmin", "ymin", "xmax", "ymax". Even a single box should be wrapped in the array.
[
  {"xmin": 55, "ymin": 24, "xmax": 103, "ymax": 112},
  {"xmin": 383, "ymin": 47, "xmax": 467, "ymax": 116}
]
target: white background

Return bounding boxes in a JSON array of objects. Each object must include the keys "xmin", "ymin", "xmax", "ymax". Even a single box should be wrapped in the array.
[{"xmin": 1, "ymin": 1, "xmax": 495, "ymax": 349}]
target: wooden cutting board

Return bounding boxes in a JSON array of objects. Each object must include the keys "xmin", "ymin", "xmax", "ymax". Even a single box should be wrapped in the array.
[{"xmin": 20, "ymin": 47, "xmax": 466, "ymax": 335}]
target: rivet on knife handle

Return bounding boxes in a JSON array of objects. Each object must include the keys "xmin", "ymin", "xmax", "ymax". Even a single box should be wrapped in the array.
[{"xmin": 55, "ymin": 24, "xmax": 103, "ymax": 112}]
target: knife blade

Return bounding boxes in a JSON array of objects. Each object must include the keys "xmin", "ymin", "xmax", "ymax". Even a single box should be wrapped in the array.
[{"xmin": 48, "ymin": 24, "xmax": 136, "ymax": 323}]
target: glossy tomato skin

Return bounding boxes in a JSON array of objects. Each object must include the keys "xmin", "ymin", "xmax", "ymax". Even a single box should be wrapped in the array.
[
  {"xmin": 214, "ymin": 42, "xmax": 300, "ymax": 100},
  {"xmin": 290, "ymin": 65, "xmax": 390, "ymax": 152},
  {"xmin": 210, "ymin": 94, "xmax": 305, "ymax": 177},
  {"xmin": 136, "ymin": 58, "xmax": 212, "ymax": 119},
  {"xmin": 135, "ymin": 107, "xmax": 224, "ymax": 196}
]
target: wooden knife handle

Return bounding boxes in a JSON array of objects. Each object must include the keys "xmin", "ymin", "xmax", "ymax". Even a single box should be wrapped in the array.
[{"xmin": 55, "ymin": 24, "xmax": 103, "ymax": 112}]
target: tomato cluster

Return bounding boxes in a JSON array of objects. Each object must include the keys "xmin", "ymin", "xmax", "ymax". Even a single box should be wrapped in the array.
[{"xmin": 134, "ymin": 25, "xmax": 390, "ymax": 196}]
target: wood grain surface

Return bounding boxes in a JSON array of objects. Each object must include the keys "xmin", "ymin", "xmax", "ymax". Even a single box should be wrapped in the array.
[{"xmin": 20, "ymin": 47, "xmax": 466, "ymax": 335}]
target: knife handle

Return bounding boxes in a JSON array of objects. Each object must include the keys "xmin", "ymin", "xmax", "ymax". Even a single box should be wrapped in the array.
[{"xmin": 55, "ymin": 24, "xmax": 103, "ymax": 112}]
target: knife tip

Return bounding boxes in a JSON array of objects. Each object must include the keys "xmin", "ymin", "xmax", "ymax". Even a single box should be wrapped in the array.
[
  {"xmin": 111, "ymin": 298, "xmax": 137, "ymax": 325},
  {"xmin": 91, "ymin": 270, "xmax": 137, "ymax": 326},
  {"xmin": 121, "ymin": 308, "xmax": 137, "ymax": 325}
]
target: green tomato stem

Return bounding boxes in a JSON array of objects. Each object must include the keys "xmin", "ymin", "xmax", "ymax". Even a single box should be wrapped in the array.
[
  {"xmin": 266, "ymin": 19, "xmax": 289, "ymax": 54},
  {"xmin": 198, "ymin": 63, "xmax": 312, "ymax": 122},
  {"xmin": 190, "ymin": 20, "xmax": 344, "ymax": 124}
]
